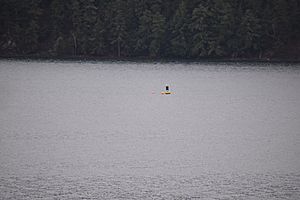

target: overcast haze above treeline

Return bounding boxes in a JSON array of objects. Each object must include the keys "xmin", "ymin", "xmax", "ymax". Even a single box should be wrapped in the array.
[{"xmin": 0, "ymin": 0, "xmax": 299, "ymax": 60}]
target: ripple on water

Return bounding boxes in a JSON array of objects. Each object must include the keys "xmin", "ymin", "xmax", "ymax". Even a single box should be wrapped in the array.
[{"xmin": 0, "ymin": 173, "xmax": 299, "ymax": 200}]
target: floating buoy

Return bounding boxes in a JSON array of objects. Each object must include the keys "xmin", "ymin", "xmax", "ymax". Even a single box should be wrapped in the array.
[
  {"xmin": 161, "ymin": 84, "xmax": 172, "ymax": 95},
  {"xmin": 166, "ymin": 84, "xmax": 169, "ymax": 92}
]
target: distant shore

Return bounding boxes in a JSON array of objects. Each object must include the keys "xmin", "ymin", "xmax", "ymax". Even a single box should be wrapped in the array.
[{"xmin": 1, "ymin": 54, "xmax": 300, "ymax": 64}]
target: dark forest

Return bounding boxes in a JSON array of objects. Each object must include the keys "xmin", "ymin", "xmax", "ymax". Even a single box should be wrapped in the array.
[{"xmin": 1, "ymin": 0, "xmax": 300, "ymax": 59}]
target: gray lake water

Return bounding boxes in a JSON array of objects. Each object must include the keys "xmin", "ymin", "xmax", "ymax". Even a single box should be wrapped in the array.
[{"xmin": 0, "ymin": 60, "xmax": 300, "ymax": 199}]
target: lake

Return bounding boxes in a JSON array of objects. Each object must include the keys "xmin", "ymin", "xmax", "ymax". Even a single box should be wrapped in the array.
[{"xmin": 0, "ymin": 60, "xmax": 299, "ymax": 199}]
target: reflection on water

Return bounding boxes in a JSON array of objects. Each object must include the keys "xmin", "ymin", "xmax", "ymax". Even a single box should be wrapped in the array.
[{"xmin": 0, "ymin": 60, "xmax": 300, "ymax": 199}]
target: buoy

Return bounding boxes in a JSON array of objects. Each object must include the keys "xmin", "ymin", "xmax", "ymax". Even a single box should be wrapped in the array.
[
  {"xmin": 161, "ymin": 84, "xmax": 172, "ymax": 95},
  {"xmin": 166, "ymin": 84, "xmax": 169, "ymax": 92}
]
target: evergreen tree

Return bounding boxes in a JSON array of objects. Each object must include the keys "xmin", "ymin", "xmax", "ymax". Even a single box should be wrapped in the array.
[
  {"xmin": 82, "ymin": 0, "xmax": 98, "ymax": 55},
  {"xmin": 0, "ymin": 0, "xmax": 17, "ymax": 53},
  {"xmin": 0, "ymin": 0, "xmax": 298, "ymax": 59},
  {"xmin": 110, "ymin": 0, "xmax": 129, "ymax": 57},
  {"xmin": 135, "ymin": 0, "xmax": 166, "ymax": 57},
  {"xmin": 136, "ymin": 9, "xmax": 152, "ymax": 56},
  {"xmin": 170, "ymin": 0, "xmax": 189, "ymax": 57},
  {"xmin": 149, "ymin": 11, "xmax": 166, "ymax": 57},
  {"xmin": 190, "ymin": 1, "xmax": 216, "ymax": 57},
  {"xmin": 94, "ymin": 13, "xmax": 106, "ymax": 56},
  {"xmin": 71, "ymin": 0, "xmax": 97, "ymax": 55},
  {"xmin": 19, "ymin": 0, "xmax": 42, "ymax": 54},
  {"xmin": 50, "ymin": 0, "xmax": 73, "ymax": 55}
]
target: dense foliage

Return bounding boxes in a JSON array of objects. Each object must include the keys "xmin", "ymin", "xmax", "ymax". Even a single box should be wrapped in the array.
[{"xmin": 1, "ymin": 0, "xmax": 299, "ymax": 59}]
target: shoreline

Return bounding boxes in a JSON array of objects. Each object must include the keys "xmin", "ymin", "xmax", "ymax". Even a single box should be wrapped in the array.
[{"xmin": 1, "ymin": 54, "xmax": 300, "ymax": 64}]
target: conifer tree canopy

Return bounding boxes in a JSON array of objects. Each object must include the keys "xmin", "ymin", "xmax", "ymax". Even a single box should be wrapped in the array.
[{"xmin": 0, "ymin": 0, "xmax": 299, "ymax": 59}]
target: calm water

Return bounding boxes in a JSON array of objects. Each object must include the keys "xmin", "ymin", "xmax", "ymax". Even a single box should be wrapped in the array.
[{"xmin": 0, "ymin": 60, "xmax": 300, "ymax": 199}]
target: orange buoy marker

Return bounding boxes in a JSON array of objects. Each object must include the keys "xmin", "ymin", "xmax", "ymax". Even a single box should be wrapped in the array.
[{"xmin": 161, "ymin": 84, "xmax": 172, "ymax": 95}]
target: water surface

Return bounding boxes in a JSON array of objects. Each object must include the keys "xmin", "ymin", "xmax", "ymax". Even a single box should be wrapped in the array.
[{"xmin": 0, "ymin": 60, "xmax": 299, "ymax": 199}]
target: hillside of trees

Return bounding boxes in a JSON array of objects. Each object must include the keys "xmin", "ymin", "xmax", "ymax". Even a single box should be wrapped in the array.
[{"xmin": 1, "ymin": 0, "xmax": 300, "ymax": 60}]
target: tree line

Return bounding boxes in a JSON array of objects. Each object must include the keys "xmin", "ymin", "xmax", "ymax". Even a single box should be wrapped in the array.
[{"xmin": 0, "ymin": 0, "xmax": 299, "ymax": 59}]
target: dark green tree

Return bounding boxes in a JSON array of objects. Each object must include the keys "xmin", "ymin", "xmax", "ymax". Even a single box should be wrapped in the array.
[
  {"xmin": 110, "ymin": 0, "xmax": 129, "ymax": 57},
  {"xmin": 20, "ymin": 0, "xmax": 42, "ymax": 54},
  {"xmin": 170, "ymin": 0, "xmax": 189, "ymax": 57},
  {"xmin": 0, "ymin": 0, "xmax": 298, "ymax": 59},
  {"xmin": 71, "ymin": 0, "xmax": 97, "ymax": 55},
  {"xmin": 149, "ymin": 11, "xmax": 166, "ymax": 57}
]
